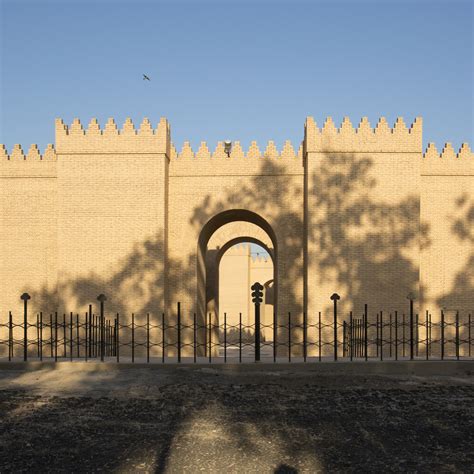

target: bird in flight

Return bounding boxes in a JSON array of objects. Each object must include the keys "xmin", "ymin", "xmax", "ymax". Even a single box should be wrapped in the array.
[{"xmin": 143, "ymin": 74, "xmax": 151, "ymax": 81}]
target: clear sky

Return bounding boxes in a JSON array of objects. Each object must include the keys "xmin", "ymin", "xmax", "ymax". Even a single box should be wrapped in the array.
[{"xmin": 0, "ymin": 0, "xmax": 472, "ymax": 153}]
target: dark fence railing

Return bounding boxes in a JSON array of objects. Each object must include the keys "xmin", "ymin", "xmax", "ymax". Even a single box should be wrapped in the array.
[{"xmin": 0, "ymin": 291, "xmax": 472, "ymax": 363}]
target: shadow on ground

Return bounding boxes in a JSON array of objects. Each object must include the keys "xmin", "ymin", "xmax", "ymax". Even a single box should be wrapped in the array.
[{"xmin": 0, "ymin": 367, "xmax": 473, "ymax": 473}]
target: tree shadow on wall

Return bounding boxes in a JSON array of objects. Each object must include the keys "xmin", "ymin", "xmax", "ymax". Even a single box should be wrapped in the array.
[
  {"xmin": 437, "ymin": 194, "xmax": 474, "ymax": 313},
  {"xmin": 31, "ymin": 231, "xmax": 194, "ymax": 320},
  {"xmin": 190, "ymin": 151, "xmax": 428, "ymax": 319}
]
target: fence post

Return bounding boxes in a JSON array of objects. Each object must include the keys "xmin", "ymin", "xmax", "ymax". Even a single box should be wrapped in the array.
[
  {"xmin": 456, "ymin": 311, "xmax": 459, "ymax": 360},
  {"xmin": 8, "ymin": 312, "xmax": 12, "ymax": 361},
  {"xmin": 394, "ymin": 311, "xmax": 398, "ymax": 361},
  {"xmin": 193, "ymin": 313, "xmax": 197, "ymax": 363},
  {"xmin": 97, "ymin": 294, "xmax": 106, "ymax": 362},
  {"xmin": 177, "ymin": 302, "xmax": 181, "ymax": 363},
  {"xmin": 116, "ymin": 313, "xmax": 120, "ymax": 363},
  {"xmin": 407, "ymin": 293, "xmax": 415, "ymax": 360},
  {"xmin": 21, "ymin": 293, "xmax": 31, "ymax": 361},
  {"xmin": 380, "ymin": 311, "xmax": 383, "ymax": 361},
  {"xmin": 303, "ymin": 311, "xmax": 307, "ymax": 362},
  {"xmin": 441, "ymin": 309, "xmax": 445, "ymax": 360},
  {"xmin": 349, "ymin": 311, "xmax": 353, "ymax": 361},
  {"xmin": 330, "ymin": 293, "xmax": 340, "ymax": 361},
  {"xmin": 224, "ymin": 312, "xmax": 227, "ymax": 363},
  {"xmin": 288, "ymin": 312, "xmax": 291, "ymax": 363},
  {"xmin": 251, "ymin": 282, "xmax": 264, "ymax": 362},
  {"xmin": 239, "ymin": 312, "xmax": 242, "ymax": 363},
  {"xmin": 364, "ymin": 304, "xmax": 368, "ymax": 361},
  {"xmin": 147, "ymin": 313, "xmax": 150, "ymax": 363},
  {"xmin": 273, "ymin": 310, "xmax": 277, "ymax": 362}
]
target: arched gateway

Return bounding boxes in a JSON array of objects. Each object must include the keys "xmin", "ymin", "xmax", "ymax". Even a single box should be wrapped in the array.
[{"xmin": 1, "ymin": 115, "xmax": 473, "ymax": 357}]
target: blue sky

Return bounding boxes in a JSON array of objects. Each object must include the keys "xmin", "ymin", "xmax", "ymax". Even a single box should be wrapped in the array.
[{"xmin": 1, "ymin": 0, "xmax": 472, "ymax": 153}]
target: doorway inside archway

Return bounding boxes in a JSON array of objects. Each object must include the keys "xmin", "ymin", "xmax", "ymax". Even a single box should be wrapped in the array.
[{"xmin": 218, "ymin": 242, "xmax": 275, "ymax": 343}]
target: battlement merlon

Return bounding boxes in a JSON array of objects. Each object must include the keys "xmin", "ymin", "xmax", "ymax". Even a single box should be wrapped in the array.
[
  {"xmin": 304, "ymin": 116, "xmax": 423, "ymax": 154},
  {"xmin": 0, "ymin": 144, "xmax": 57, "ymax": 177},
  {"xmin": 55, "ymin": 117, "xmax": 171, "ymax": 156},
  {"xmin": 422, "ymin": 142, "xmax": 474, "ymax": 175}
]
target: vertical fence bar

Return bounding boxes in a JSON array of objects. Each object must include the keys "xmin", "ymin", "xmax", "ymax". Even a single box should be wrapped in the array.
[
  {"xmin": 36, "ymin": 314, "xmax": 40, "ymax": 359},
  {"xmin": 69, "ymin": 313, "xmax": 73, "ymax": 361},
  {"xmin": 303, "ymin": 311, "xmax": 307, "ymax": 362},
  {"xmin": 389, "ymin": 313, "xmax": 392, "ymax": 358},
  {"xmin": 318, "ymin": 312, "xmax": 321, "ymax": 362},
  {"xmin": 193, "ymin": 313, "xmax": 197, "ymax": 363},
  {"xmin": 88, "ymin": 305, "xmax": 92, "ymax": 358},
  {"xmin": 177, "ymin": 303, "xmax": 181, "ymax": 363},
  {"xmin": 162, "ymin": 313, "xmax": 165, "ymax": 363},
  {"xmin": 331, "ymin": 294, "xmax": 340, "ymax": 361},
  {"xmin": 425, "ymin": 310, "xmax": 429, "ymax": 361},
  {"xmin": 288, "ymin": 312, "xmax": 291, "ymax": 363},
  {"xmin": 456, "ymin": 311, "xmax": 460, "ymax": 361},
  {"xmin": 54, "ymin": 312, "xmax": 58, "ymax": 362},
  {"xmin": 84, "ymin": 313, "xmax": 88, "ymax": 362},
  {"xmin": 402, "ymin": 313, "xmax": 406, "ymax": 358},
  {"xmin": 380, "ymin": 311, "xmax": 383, "ymax": 361},
  {"xmin": 364, "ymin": 304, "xmax": 368, "ymax": 361},
  {"xmin": 39, "ymin": 312, "xmax": 43, "ymax": 361},
  {"xmin": 415, "ymin": 313, "xmax": 419, "ymax": 357},
  {"xmin": 409, "ymin": 297, "xmax": 414, "ymax": 360},
  {"xmin": 76, "ymin": 314, "xmax": 80, "ymax": 358},
  {"xmin": 349, "ymin": 311, "xmax": 353, "ymax": 361},
  {"xmin": 8, "ymin": 312, "xmax": 12, "ymax": 361},
  {"xmin": 342, "ymin": 321, "xmax": 346, "ymax": 358},
  {"xmin": 131, "ymin": 313, "xmax": 135, "ymax": 363},
  {"xmin": 116, "ymin": 313, "xmax": 120, "ymax": 363},
  {"xmin": 239, "ymin": 312, "xmax": 242, "ymax": 364},
  {"xmin": 62, "ymin": 314, "xmax": 66, "ymax": 358},
  {"xmin": 376, "ymin": 313, "xmax": 379, "ymax": 358},
  {"xmin": 273, "ymin": 310, "xmax": 277, "ymax": 363},
  {"xmin": 146, "ymin": 313, "xmax": 150, "ymax": 363},
  {"xmin": 395, "ymin": 311, "xmax": 398, "ymax": 361},
  {"xmin": 441, "ymin": 310, "xmax": 445, "ymax": 360},
  {"xmin": 21, "ymin": 293, "xmax": 30, "ymax": 361},
  {"xmin": 208, "ymin": 313, "xmax": 212, "ymax": 364},
  {"xmin": 224, "ymin": 312, "xmax": 227, "ymax": 363},
  {"xmin": 97, "ymin": 295, "xmax": 106, "ymax": 362},
  {"xmin": 469, "ymin": 314, "xmax": 472, "ymax": 358}
]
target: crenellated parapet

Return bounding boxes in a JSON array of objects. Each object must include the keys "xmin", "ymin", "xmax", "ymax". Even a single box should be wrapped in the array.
[
  {"xmin": 170, "ymin": 139, "xmax": 303, "ymax": 176},
  {"xmin": 304, "ymin": 116, "xmax": 422, "ymax": 153},
  {"xmin": 422, "ymin": 142, "xmax": 474, "ymax": 175},
  {"xmin": 0, "ymin": 144, "xmax": 57, "ymax": 177},
  {"xmin": 55, "ymin": 117, "xmax": 171, "ymax": 156}
]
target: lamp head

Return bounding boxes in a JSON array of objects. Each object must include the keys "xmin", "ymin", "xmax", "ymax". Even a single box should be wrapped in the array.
[{"xmin": 224, "ymin": 140, "xmax": 232, "ymax": 157}]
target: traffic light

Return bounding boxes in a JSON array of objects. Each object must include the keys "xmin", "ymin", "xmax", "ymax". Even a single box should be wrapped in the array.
[{"xmin": 251, "ymin": 282, "xmax": 264, "ymax": 304}]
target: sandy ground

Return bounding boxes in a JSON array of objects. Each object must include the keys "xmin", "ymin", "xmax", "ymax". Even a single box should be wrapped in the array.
[{"xmin": 0, "ymin": 364, "xmax": 473, "ymax": 473}]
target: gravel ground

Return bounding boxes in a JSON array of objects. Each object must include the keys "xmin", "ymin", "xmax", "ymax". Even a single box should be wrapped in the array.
[{"xmin": 0, "ymin": 366, "xmax": 473, "ymax": 473}]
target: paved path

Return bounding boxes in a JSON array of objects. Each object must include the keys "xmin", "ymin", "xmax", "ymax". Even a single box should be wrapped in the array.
[{"xmin": 0, "ymin": 365, "xmax": 473, "ymax": 472}]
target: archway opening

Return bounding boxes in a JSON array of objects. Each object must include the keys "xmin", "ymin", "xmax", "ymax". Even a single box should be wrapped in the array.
[{"xmin": 197, "ymin": 210, "xmax": 278, "ymax": 354}]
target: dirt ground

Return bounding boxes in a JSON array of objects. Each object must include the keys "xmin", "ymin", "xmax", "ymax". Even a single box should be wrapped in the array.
[{"xmin": 0, "ymin": 364, "xmax": 473, "ymax": 473}]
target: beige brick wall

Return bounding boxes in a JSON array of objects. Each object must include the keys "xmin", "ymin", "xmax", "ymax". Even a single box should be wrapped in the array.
[
  {"xmin": 1, "ymin": 115, "xmax": 472, "ymax": 359},
  {"xmin": 305, "ymin": 117, "xmax": 422, "ymax": 331}
]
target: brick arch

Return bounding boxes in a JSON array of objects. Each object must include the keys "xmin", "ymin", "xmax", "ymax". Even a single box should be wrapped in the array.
[{"xmin": 197, "ymin": 210, "xmax": 278, "ymax": 345}]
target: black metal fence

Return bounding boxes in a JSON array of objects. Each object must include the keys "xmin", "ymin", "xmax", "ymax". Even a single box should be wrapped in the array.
[{"xmin": 1, "ymin": 292, "xmax": 472, "ymax": 363}]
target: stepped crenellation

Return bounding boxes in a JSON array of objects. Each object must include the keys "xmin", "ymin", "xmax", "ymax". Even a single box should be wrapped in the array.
[
  {"xmin": 54, "ymin": 117, "xmax": 171, "ymax": 154},
  {"xmin": 1, "ymin": 144, "xmax": 56, "ymax": 161},
  {"xmin": 173, "ymin": 139, "xmax": 303, "ymax": 160},
  {"xmin": 422, "ymin": 142, "xmax": 474, "ymax": 175},
  {"xmin": 305, "ymin": 116, "xmax": 423, "ymax": 153}
]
